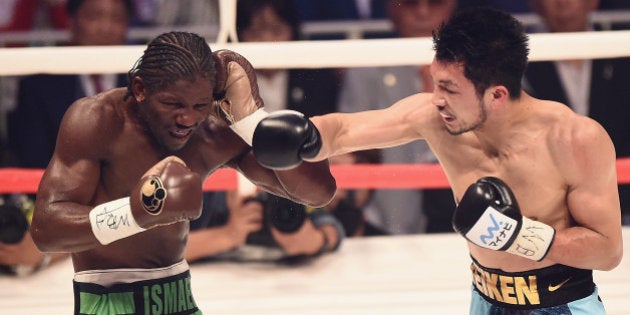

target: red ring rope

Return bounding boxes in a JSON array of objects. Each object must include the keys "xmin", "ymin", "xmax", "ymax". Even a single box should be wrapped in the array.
[{"xmin": 2, "ymin": 157, "xmax": 630, "ymax": 193}]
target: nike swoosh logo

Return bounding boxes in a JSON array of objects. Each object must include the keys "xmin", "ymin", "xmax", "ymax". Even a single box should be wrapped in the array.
[{"xmin": 548, "ymin": 277, "xmax": 571, "ymax": 292}]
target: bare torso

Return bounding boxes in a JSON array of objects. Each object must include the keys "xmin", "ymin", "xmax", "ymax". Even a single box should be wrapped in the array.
[
  {"xmin": 313, "ymin": 92, "xmax": 621, "ymax": 272},
  {"xmin": 36, "ymin": 88, "xmax": 256, "ymax": 271},
  {"xmin": 417, "ymin": 93, "xmax": 611, "ymax": 271}
]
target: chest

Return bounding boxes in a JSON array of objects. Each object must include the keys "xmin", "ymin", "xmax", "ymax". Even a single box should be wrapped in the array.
[
  {"xmin": 98, "ymin": 123, "xmax": 245, "ymax": 199},
  {"xmin": 442, "ymin": 144, "xmax": 567, "ymax": 221}
]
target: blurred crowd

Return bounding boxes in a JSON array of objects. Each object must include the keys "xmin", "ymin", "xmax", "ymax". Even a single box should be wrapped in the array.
[{"xmin": 1, "ymin": 0, "xmax": 630, "ymax": 275}]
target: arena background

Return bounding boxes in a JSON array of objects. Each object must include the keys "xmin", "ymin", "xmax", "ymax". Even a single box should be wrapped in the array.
[{"xmin": 1, "ymin": 2, "xmax": 629, "ymax": 314}]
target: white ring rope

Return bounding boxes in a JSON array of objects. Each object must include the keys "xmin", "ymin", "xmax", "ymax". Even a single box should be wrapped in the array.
[{"xmin": 1, "ymin": 30, "xmax": 630, "ymax": 76}]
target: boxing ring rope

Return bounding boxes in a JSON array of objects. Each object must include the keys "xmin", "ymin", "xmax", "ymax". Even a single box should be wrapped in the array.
[
  {"xmin": 2, "ymin": 158, "xmax": 630, "ymax": 193},
  {"xmin": 2, "ymin": 30, "xmax": 630, "ymax": 75}
]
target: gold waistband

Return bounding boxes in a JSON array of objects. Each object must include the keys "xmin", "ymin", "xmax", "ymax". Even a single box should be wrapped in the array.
[{"xmin": 470, "ymin": 258, "xmax": 594, "ymax": 309}]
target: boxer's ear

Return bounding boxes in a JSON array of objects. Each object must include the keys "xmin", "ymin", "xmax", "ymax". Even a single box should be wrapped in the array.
[
  {"xmin": 131, "ymin": 77, "xmax": 147, "ymax": 103},
  {"xmin": 486, "ymin": 85, "xmax": 508, "ymax": 109}
]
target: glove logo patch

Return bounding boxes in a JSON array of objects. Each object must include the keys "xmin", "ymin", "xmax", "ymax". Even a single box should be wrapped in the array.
[
  {"xmin": 466, "ymin": 207, "xmax": 518, "ymax": 250},
  {"xmin": 140, "ymin": 177, "xmax": 167, "ymax": 215},
  {"xmin": 480, "ymin": 213, "xmax": 502, "ymax": 245}
]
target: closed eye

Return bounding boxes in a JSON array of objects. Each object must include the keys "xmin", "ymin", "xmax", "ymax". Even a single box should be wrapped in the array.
[
  {"xmin": 437, "ymin": 85, "xmax": 457, "ymax": 95},
  {"xmin": 162, "ymin": 101, "xmax": 183, "ymax": 108},
  {"xmin": 194, "ymin": 103, "xmax": 211, "ymax": 111}
]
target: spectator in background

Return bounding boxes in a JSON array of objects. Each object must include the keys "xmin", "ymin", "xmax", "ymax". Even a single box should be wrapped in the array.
[
  {"xmin": 524, "ymin": 0, "xmax": 630, "ymax": 225},
  {"xmin": 0, "ymin": 0, "xmax": 134, "ymax": 275},
  {"xmin": 337, "ymin": 0, "xmax": 458, "ymax": 235},
  {"xmin": 8, "ymin": 0, "xmax": 133, "ymax": 169}
]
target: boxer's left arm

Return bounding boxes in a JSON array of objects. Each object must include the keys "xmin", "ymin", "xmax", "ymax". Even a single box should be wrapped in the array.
[
  {"xmin": 547, "ymin": 117, "xmax": 623, "ymax": 270},
  {"xmin": 228, "ymin": 150, "xmax": 336, "ymax": 209},
  {"xmin": 309, "ymin": 94, "xmax": 433, "ymax": 162}
]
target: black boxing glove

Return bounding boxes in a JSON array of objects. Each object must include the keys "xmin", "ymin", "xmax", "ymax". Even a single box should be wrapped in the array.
[
  {"xmin": 452, "ymin": 177, "xmax": 555, "ymax": 261},
  {"xmin": 252, "ymin": 110, "xmax": 322, "ymax": 170},
  {"xmin": 89, "ymin": 156, "xmax": 203, "ymax": 245}
]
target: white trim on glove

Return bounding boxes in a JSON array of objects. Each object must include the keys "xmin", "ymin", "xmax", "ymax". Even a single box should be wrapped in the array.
[{"xmin": 230, "ymin": 108, "xmax": 269, "ymax": 146}]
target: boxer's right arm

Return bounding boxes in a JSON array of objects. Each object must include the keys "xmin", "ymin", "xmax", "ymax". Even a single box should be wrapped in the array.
[
  {"xmin": 31, "ymin": 102, "xmax": 202, "ymax": 252},
  {"xmin": 251, "ymin": 94, "xmax": 434, "ymax": 170},
  {"xmin": 252, "ymin": 111, "xmax": 322, "ymax": 170}
]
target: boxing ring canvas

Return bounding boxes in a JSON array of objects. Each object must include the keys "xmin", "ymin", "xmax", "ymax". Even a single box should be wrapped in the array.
[{"xmin": 1, "ymin": 228, "xmax": 629, "ymax": 314}]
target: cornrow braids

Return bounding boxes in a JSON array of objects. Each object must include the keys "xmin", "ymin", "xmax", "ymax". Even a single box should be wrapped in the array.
[{"xmin": 126, "ymin": 32, "xmax": 216, "ymax": 99}]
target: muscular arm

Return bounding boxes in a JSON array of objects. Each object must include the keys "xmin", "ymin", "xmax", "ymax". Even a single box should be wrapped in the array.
[
  {"xmin": 234, "ymin": 151, "xmax": 336, "ymax": 208},
  {"xmin": 30, "ymin": 100, "xmax": 111, "ymax": 253},
  {"xmin": 547, "ymin": 117, "xmax": 623, "ymax": 270},
  {"xmin": 309, "ymin": 93, "xmax": 432, "ymax": 161}
]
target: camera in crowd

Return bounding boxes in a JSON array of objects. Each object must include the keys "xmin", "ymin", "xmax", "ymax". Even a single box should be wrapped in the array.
[
  {"xmin": 0, "ymin": 198, "xmax": 29, "ymax": 244},
  {"xmin": 259, "ymin": 193, "xmax": 308, "ymax": 233}
]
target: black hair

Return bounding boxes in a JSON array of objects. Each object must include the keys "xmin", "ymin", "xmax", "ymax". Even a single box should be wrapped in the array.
[
  {"xmin": 66, "ymin": 0, "xmax": 135, "ymax": 18},
  {"xmin": 126, "ymin": 32, "xmax": 216, "ymax": 99},
  {"xmin": 236, "ymin": 0, "xmax": 301, "ymax": 41},
  {"xmin": 432, "ymin": 6, "xmax": 529, "ymax": 99}
]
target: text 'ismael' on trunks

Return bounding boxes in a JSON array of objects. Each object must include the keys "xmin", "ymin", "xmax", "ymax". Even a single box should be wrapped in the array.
[{"xmin": 142, "ymin": 276, "xmax": 196, "ymax": 314}]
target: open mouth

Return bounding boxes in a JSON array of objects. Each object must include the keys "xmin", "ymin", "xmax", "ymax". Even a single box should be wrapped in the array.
[
  {"xmin": 170, "ymin": 128, "xmax": 192, "ymax": 139},
  {"xmin": 439, "ymin": 111, "xmax": 455, "ymax": 123}
]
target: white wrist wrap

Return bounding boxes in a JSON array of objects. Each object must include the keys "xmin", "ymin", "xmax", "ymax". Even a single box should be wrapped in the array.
[
  {"xmin": 506, "ymin": 216, "xmax": 555, "ymax": 261},
  {"xmin": 229, "ymin": 108, "xmax": 269, "ymax": 146},
  {"xmin": 89, "ymin": 197, "xmax": 146, "ymax": 245}
]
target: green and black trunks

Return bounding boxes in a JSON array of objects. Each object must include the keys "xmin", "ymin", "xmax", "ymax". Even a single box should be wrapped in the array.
[{"xmin": 73, "ymin": 260, "xmax": 201, "ymax": 315}]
